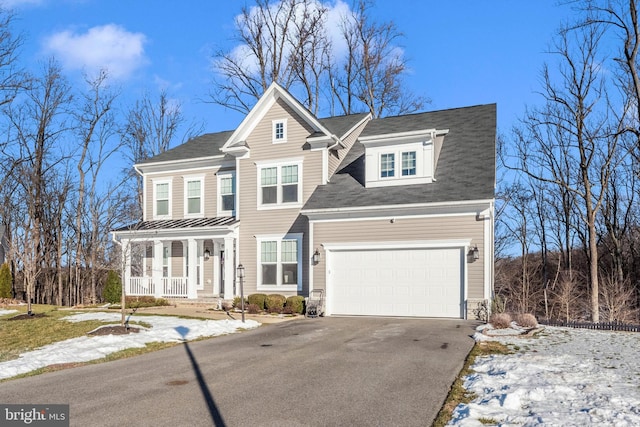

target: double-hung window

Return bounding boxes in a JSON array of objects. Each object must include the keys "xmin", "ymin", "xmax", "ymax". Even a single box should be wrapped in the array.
[
  {"xmin": 185, "ymin": 179, "xmax": 202, "ymax": 215},
  {"xmin": 258, "ymin": 160, "xmax": 302, "ymax": 208},
  {"xmin": 258, "ymin": 234, "xmax": 302, "ymax": 290},
  {"xmin": 380, "ymin": 153, "xmax": 395, "ymax": 178},
  {"xmin": 153, "ymin": 180, "xmax": 172, "ymax": 219},
  {"xmin": 218, "ymin": 172, "xmax": 236, "ymax": 215},
  {"xmin": 402, "ymin": 151, "xmax": 417, "ymax": 176}
]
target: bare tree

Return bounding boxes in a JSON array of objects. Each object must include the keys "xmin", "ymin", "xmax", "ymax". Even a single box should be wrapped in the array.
[
  {"xmin": 3, "ymin": 59, "xmax": 72, "ymax": 313},
  {"xmin": 209, "ymin": 0, "xmax": 426, "ymax": 118},
  {"xmin": 121, "ymin": 90, "xmax": 191, "ymax": 217},
  {"xmin": 511, "ymin": 22, "xmax": 616, "ymax": 322},
  {"xmin": 71, "ymin": 70, "xmax": 118, "ymax": 304}
]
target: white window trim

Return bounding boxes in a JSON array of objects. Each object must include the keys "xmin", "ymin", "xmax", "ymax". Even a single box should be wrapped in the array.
[
  {"xmin": 152, "ymin": 178, "xmax": 172, "ymax": 220},
  {"xmin": 256, "ymin": 233, "xmax": 303, "ymax": 292},
  {"xmin": 380, "ymin": 152, "xmax": 396, "ymax": 179},
  {"xmin": 272, "ymin": 118, "xmax": 288, "ymax": 144},
  {"xmin": 183, "ymin": 175, "xmax": 205, "ymax": 218},
  {"xmin": 217, "ymin": 171, "xmax": 236, "ymax": 217},
  {"xmin": 256, "ymin": 159, "xmax": 303, "ymax": 210},
  {"xmin": 366, "ymin": 142, "xmax": 432, "ymax": 188}
]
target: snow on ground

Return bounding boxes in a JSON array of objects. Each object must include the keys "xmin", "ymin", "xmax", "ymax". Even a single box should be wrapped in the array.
[
  {"xmin": 0, "ymin": 309, "xmax": 17, "ymax": 316},
  {"xmin": 449, "ymin": 325, "xmax": 640, "ymax": 426},
  {"xmin": 0, "ymin": 311, "xmax": 259, "ymax": 380}
]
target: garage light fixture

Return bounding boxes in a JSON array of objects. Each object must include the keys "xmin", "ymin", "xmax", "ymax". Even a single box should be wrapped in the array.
[
  {"xmin": 312, "ymin": 249, "xmax": 321, "ymax": 264},
  {"xmin": 204, "ymin": 248, "xmax": 211, "ymax": 261},
  {"xmin": 469, "ymin": 245, "xmax": 479, "ymax": 261}
]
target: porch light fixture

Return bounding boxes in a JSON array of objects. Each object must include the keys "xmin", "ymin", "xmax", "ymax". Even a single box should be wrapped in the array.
[
  {"xmin": 236, "ymin": 263, "xmax": 245, "ymax": 323},
  {"xmin": 469, "ymin": 245, "xmax": 479, "ymax": 261},
  {"xmin": 204, "ymin": 248, "xmax": 211, "ymax": 261},
  {"xmin": 312, "ymin": 249, "xmax": 321, "ymax": 264}
]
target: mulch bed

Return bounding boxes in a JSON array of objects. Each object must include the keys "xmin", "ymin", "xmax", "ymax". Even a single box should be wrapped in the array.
[
  {"xmin": 7, "ymin": 313, "xmax": 47, "ymax": 321},
  {"xmin": 88, "ymin": 325, "xmax": 141, "ymax": 336}
]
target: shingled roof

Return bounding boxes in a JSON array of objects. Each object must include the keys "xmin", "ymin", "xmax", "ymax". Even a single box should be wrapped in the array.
[
  {"xmin": 303, "ymin": 104, "xmax": 496, "ymax": 210},
  {"xmin": 137, "ymin": 131, "xmax": 234, "ymax": 165}
]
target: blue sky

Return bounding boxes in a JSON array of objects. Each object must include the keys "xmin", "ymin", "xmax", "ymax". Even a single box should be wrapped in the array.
[{"xmin": 8, "ymin": 0, "xmax": 576, "ymax": 140}]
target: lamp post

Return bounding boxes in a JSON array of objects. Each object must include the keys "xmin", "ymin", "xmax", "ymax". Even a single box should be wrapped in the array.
[{"xmin": 236, "ymin": 263, "xmax": 245, "ymax": 323}]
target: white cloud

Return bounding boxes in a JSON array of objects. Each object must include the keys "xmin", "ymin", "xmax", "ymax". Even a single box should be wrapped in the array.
[{"xmin": 43, "ymin": 24, "xmax": 147, "ymax": 80}]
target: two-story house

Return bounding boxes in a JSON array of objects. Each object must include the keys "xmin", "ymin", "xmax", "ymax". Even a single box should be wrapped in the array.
[{"xmin": 112, "ymin": 82, "xmax": 496, "ymax": 319}]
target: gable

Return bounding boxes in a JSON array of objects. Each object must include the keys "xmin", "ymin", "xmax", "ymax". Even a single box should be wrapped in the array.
[{"xmin": 222, "ymin": 82, "xmax": 334, "ymax": 151}]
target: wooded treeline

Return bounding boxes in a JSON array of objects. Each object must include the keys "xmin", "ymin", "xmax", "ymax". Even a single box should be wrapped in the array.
[
  {"xmin": 497, "ymin": 0, "xmax": 640, "ymax": 323},
  {"xmin": 0, "ymin": 0, "xmax": 422, "ymax": 307}
]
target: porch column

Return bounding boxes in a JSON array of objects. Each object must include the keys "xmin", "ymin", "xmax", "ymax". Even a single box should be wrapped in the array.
[
  {"xmin": 223, "ymin": 236, "xmax": 235, "ymax": 298},
  {"xmin": 152, "ymin": 240, "xmax": 163, "ymax": 298},
  {"xmin": 212, "ymin": 241, "xmax": 220, "ymax": 297},
  {"xmin": 187, "ymin": 239, "xmax": 198, "ymax": 299}
]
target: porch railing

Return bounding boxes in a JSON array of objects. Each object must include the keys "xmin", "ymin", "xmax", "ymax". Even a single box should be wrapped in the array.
[{"xmin": 127, "ymin": 276, "xmax": 189, "ymax": 298}]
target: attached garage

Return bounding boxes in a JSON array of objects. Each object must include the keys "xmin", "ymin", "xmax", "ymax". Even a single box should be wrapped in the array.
[{"xmin": 324, "ymin": 242, "xmax": 466, "ymax": 318}]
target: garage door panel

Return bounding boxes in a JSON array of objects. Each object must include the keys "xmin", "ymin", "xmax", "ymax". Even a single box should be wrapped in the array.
[{"xmin": 329, "ymin": 247, "xmax": 463, "ymax": 318}]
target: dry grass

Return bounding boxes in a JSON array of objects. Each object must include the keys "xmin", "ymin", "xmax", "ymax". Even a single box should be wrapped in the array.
[
  {"xmin": 513, "ymin": 313, "xmax": 538, "ymax": 328},
  {"xmin": 0, "ymin": 305, "xmax": 109, "ymax": 363},
  {"xmin": 489, "ymin": 312, "xmax": 512, "ymax": 329},
  {"xmin": 432, "ymin": 341, "xmax": 511, "ymax": 427}
]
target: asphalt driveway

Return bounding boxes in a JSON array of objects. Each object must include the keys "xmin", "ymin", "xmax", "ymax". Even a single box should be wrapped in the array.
[{"xmin": 0, "ymin": 316, "xmax": 477, "ymax": 426}]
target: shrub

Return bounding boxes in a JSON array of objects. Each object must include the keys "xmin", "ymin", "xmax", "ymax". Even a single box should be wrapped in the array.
[
  {"xmin": 103, "ymin": 270, "xmax": 122, "ymax": 304},
  {"xmin": 489, "ymin": 312, "xmax": 512, "ymax": 329},
  {"xmin": 121, "ymin": 296, "xmax": 170, "ymax": 308},
  {"xmin": 282, "ymin": 305, "xmax": 295, "ymax": 315},
  {"xmin": 246, "ymin": 303, "xmax": 261, "ymax": 314},
  {"xmin": 514, "ymin": 313, "xmax": 538, "ymax": 328},
  {"xmin": 0, "ymin": 263, "xmax": 12, "ymax": 299},
  {"xmin": 267, "ymin": 305, "xmax": 283, "ymax": 314},
  {"xmin": 247, "ymin": 293, "xmax": 267, "ymax": 310},
  {"xmin": 233, "ymin": 296, "xmax": 247, "ymax": 308},
  {"xmin": 265, "ymin": 294, "xmax": 286, "ymax": 311},
  {"xmin": 285, "ymin": 295, "xmax": 305, "ymax": 314}
]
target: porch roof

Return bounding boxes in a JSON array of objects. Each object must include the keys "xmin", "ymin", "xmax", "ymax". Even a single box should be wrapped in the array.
[{"xmin": 113, "ymin": 217, "xmax": 238, "ymax": 232}]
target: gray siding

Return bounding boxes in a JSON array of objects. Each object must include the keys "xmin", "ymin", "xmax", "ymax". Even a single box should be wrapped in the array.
[
  {"xmin": 237, "ymin": 98, "xmax": 323, "ymax": 296},
  {"xmin": 328, "ymin": 118, "xmax": 369, "ymax": 177}
]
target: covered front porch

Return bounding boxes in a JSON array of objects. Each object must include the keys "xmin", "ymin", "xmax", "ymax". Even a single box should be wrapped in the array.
[{"xmin": 112, "ymin": 218, "xmax": 239, "ymax": 300}]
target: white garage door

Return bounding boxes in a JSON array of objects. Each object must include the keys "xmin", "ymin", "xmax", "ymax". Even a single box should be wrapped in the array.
[{"xmin": 328, "ymin": 247, "xmax": 463, "ymax": 318}]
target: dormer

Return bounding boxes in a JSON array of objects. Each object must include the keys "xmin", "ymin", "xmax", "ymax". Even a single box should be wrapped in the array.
[{"xmin": 361, "ymin": 128, "xmax": 449, "ymax": 188}]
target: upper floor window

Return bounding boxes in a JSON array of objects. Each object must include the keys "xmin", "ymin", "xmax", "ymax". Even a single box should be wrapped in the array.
[
  {"xmin": 380, "ymin": 153, "xmax": 395, "ymax": 178},
  {"xmin": 184, "ymin": 176, "xmax": 204, "ymax": 217},
  {"xmin": 153, "ymin": 179, "xmax": 172, "ymax": 219},
  {"xmin": 272, "ymin": 119, "xmax": 287, "ymax": 143},
  {"xmin": 218, "ymin": 172, "xmax": 236, "ymax": 216},
  {"xmin": 402, "ymin": 151, "xmax": 417, "ymax": 176},
  {"xmin": 258, "ymin": 160, "xmax": 302, "ymax": 208}
]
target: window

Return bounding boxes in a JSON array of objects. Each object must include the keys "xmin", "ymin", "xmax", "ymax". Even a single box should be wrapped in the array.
[
  {"xmin": 258, "ymin": 161, "xmax": 302, "ymax": 207},
  {"xmin": 153, "ymin": 180, "xmax": 172, "ymax": 219},
  {"xmin": 402, "ymin": 151, "xmax": 417, "ymax": 176},
  {"xmin": 187, "ymin": 180, "xmax": 201, "ymax": 214},
  {"xmin": 281, "ymin": 165, "xmax": 298, "ymax": 203},
  {"xmin": 218, "ymin": 173, "xmax": 235, "ymax": 215},
  {"xmin": 258, "ymin": 235, "xmax": 302, "ymax": 290},
  {"xmin": 272, "ymin": 119, "xmax": 287, "ymax": 143},
  {"xmin": 261, "ymin": 167, "xmax": 278, "ymax": 204},
  {"xmin": 381, "ymin": 153, "xmax": 395, "ymax": 178}
]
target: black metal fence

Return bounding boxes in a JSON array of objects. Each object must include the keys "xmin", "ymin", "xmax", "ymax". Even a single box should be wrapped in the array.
[{"xmin": 539, "ymin": 319, "xmax": 640, "ymax": 332}]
